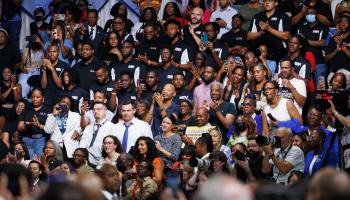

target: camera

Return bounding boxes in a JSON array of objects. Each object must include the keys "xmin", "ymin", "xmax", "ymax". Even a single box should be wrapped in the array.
[
  {"xmin": 189, "ymin": 157, "xmax": 211, "ymax": 169},
  {"xmin": 25, "ymin": 36, "xmax": 36, "ymax": 42},
  {"xmin": 256, "ymin": 135, "xmax": 281, "ymax": 147},
  {"xmin": 58, "ymin": 104, "xmax": 68, "ymax": 112},
  {"xmin": 233, "ymin": 151, "xmax": 246, "ymax": 161},
  {"xmin": 49, "ymin": 158, "xmax": 63, "ymax": 171}
]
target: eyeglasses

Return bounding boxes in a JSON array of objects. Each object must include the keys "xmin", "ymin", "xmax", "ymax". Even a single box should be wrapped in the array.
[{"xmin": 103, "ymin": 141, "xmax": 114, "ymax": 145}]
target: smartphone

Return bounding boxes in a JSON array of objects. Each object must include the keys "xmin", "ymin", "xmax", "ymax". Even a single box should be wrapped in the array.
[
  {"xmin": 234, "ymin": 56, "xmax": 242, "ymax": 63},
  {"xmin": 55, "ymin": 14, "xmax": 65, "ymax": 21},
  {"xmin": 318, "ymin": 76, "xmax": 326, "ymax": 90},
  {"xmin": 234, "ymin": 151, "xmax": 246, "ymax": 161},
  {"xmin": 58, "ymin": 104, "xmax": 68, "ymax": 112},
  {"xmin": 52, "ymin": 29, "xmax": 58, "ymax": 40},
  {"xmin": 25, "ymin": 36, "xmax": 36, "ymax": 42},
  {"xmin": 267, "ymin": 113, "xmax": 277, "ymax": 121},
  {"xmin": 216, "ymin": 18, "xmax": 222, "ymax": 21},
  {"xmin": 201, "ymin": 32, "xmax": 208, "ymax": 47}
]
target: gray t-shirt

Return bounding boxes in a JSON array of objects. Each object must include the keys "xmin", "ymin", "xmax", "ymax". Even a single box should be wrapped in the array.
[{"xmin": 269, "ymin": 145, "xmax": 304, "ymax": 184}]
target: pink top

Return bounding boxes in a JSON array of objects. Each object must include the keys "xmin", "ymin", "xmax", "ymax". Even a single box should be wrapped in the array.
[{"xmin": 194, "ymin": 82, "xmax": 214, "ymax": 108}]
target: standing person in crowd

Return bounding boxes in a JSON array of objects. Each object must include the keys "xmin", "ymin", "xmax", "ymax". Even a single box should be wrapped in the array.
[
  {"xmin": 227, "ymin": 114, "xmax": 258, "ymax": 148},
  {"xmin": 151, "ymin": 83, "xmax": 180, "ymax": 136},
  {"xmin": 97, "ymin": 135, "xmax": 123, "ymax": 169},
  {"xmin": 0, "ymin": 28, "xmax": 21, "ymax": 73},
  {"xmin": 17, "ymin": 88, "xmax": 51, "ymax": 159},
  {"xmin": 183, "ymin": 7, "xmax": 205, "ymax": 48},
  {"xmin": 277, "ymin": 58, "xmax": 307, "ymax": 115},
  {"xmin": 222, "ymin": 64, "xmax": 247, "ymax": 109},
  {"xmin": 114, "ymin": 71, "xmax": 138, "ymax": 106},
  {"xmin": 238, "ymin": 0, "xmax": 264, "ymax": 32},
  {"xmin": 89, "ymin": 65, "xmax": 114, "ymax": 101},
  {"xmin": 208, "ymin": 82, "xmax": 236, "ymax": 140},
  {"xmin": 325, "ymin": 14, "xmax": 350, "ymax": 73},
  {"xmin": 247, "ymin": 0, "xmax": 291, "ymax": 61},
  {"xmin": 304, "ymin": 128, "xmax": 339, "ymax": 176},
  {"xmin": 240, "ymin": 95, "xmax": 268, "ymax": 135},
  {"xmin": 292, "ymin": 134, "xmax": 308, "ymax": 155},
  {"xmin": 154, "ymin": 114, "xmax": 182, "ymax": 169},
  {"xmin": 296, "ymin": 7, "xmax": 329, "ymax": 87},
  {"xmin": 263, "ymin": 81, "xmax": 302, "ymax": 134},
  {"xmin": 172, "ymin": 73, "xmax": 193, "ymax": 104},
  {"xmin": 28, "ymin": 160, "xmax": 46, "ymax": 192},
  {"xmin": 193, "ymin": 65, "xmax": 217, "ymax": 111},
  {"xmin": 79, "ymin": 102, "xmax": 117, "ymax": 167},
  {"xmin": 176, "ymin": 99, "xmax": 196, "ymax": 126},
  {"xmin": 98, "ymin": 30, "xmax": 122, "ymax": 69},
  {"xmin": 262, "ymin": 127, "xmax": 305, "ymax": 185},
  {"xmin": 115, "ymin": 101, "xmax": 153, "ymax": 153},
  {"xmin": 58, "ymin": 68, "xmax": 88, "ymax": 111},
  {"xmin": 210, "ymin": 0, "xmax": 237, "ymax": 38},
  {"xmin": 76, "ymin": 9, "xmax": 105, "ymax": 52},
  {"xmin": 221, "ymin": 14, "xmax": 248, "ymax": 55},
  {"xmin": 183, "ymin": 0, "xmax": 211, "ymax": 24},
  {"xmin": 30, "ymin": 7, "xmax": 50, "ymax": 43},
  {"xmin": 0, "ymin": 66, "xmax": 22, "ymax": 130},
  {"xmin": 80, "ymin": 90, "xmax": 115, "ymax": 130},
  {"xmin": 44, "ymin": 96, "xmax": 81, "ymax": 160},
  {"xmin": 73, "ymin": 41, "xmax": 104, "ymax": 92},
  {"xmin": 40, "ymin": 44, "xmax": 69, "ymax": 106},
  {"xmin": 96, "ymin": 163, "xmax": 123, "ymax": 200},
  {"xmin": 133, "ymin": 136, "xmax": 164, "ymax": 187}
]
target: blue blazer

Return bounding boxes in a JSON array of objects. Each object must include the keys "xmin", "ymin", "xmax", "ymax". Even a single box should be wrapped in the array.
[{"xmin": 304, "ymin": 146, "xmax": 339, "ymax": 176}]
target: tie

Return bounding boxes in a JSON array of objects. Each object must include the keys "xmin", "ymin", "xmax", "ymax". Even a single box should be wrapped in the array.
[
  {"xmin": 89, "ymin": 27, "xmax": 94, "ymax": 40},
  {"xmin": 89, "ymin": 124, "xmax": 101, "ymax": 147},
  {"xmin": 122, "ymin": 123, "xmax": 132, "ymax": 152}
]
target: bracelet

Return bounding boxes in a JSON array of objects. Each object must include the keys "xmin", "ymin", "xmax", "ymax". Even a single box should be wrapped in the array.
[{"xmin": 334, "ymin": 111, "xmax": 339, "ymax": 116}]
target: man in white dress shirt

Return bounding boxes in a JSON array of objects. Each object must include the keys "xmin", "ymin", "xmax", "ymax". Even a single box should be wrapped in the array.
[
  {"xmin": 210, "ymin": 0, "xmax": 238, "ymax": 38},
  {"xmin": 115, "ymin": 101, "xmax": 153, "ymax": 153},
  {"xmin": 80, "ymin": 102, "xmax": 117, "ymax": 167}
]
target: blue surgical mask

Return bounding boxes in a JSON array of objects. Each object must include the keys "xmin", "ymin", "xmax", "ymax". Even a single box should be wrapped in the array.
[{"xmin": 305, "ymin": 14, "xmax": 316, "ymax": 23}]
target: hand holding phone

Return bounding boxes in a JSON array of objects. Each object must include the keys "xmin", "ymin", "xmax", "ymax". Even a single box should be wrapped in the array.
[{"xmin": 267, "ymin": 113, "xmax": 277, "ymax": 121}]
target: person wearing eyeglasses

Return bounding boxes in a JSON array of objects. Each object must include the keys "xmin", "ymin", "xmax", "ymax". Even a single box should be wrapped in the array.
[{"xmin": 262, "ymin": 80, "xmax": 302, "ymax": 135}]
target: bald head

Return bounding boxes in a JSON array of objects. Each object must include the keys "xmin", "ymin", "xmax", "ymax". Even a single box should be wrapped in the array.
[
  {"xmin": 162, "ymin": 83, "xmax": 176, "ymax": 100},
  {"xmin": 196, "ymin": 107, "xmax": 209, "ymax": 127},
  {"xmin": 191, "ymin": 8, "xmax": 203, "ymax": 25}
]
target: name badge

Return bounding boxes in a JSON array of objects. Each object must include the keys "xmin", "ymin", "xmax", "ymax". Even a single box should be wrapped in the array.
[
  {"xmin": 236, "ymin": 37, "xmax": 243, "ymax": 40},
  {"xmin": 56, "ymin": 68, "xmax": 62, "ymax": 72},
  {"xmin": 90, "ymin": 69, "xmax": 95, "ymax": 73},
  {"xmin": 107, "ymin": 87, "xmax": 113, "ymax": 92},
  {"xmin": 128, "ymin": 65, "xmax": 135, "ymax": 69},
  {"xmin": 175, "ymin": 47, "xmax": 182, "ymax": 52},
  {"xmin": 312, "ymin": 30, "xmax": 320, "ymax": 34},
  {"xmin": 131, "ymin": 96, "xmax": 136, "ymax": 100},
  {"xmin": 295, "ymin": 62, "xmax": 301, "ymax": 66},
  {"xmin": 271, "ymin": 17, "xmax": 277, "ymax": 21},
  {"xmin": 214, "ymin": 48, "xmax": 221, "ymax": 52},
  {"xmin": 72, "ymin": 96, "xmax": 78, "ymax": 100},
  {"xmin": 150, "ymin": 46, "xmax": 157, "ymax": 50},
  {"xmin": 167, "ymin": 75, "xmax": 173, "ymax": 79},
  {"xmin": 179, "ymin": 96, "xmax": 188, "ymax": 100}
]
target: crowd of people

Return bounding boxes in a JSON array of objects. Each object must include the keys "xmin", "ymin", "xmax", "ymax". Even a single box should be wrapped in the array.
[{"xmin": 0, "ymin": 0, "xmax": 350, "ymax": 199}]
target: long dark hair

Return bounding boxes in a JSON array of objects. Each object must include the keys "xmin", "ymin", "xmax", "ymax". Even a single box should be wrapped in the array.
[
  {"xmin": 14, "ymin": 142, "xmax": 30, "ymax": 160},
  {"xmin": 133, "ymin": 136, "xmax": 158, "ymax": 163},
  {"xmin": 28, "ymin": 160, "xmax": 47, "ymax": 180},
  {"xmin": 163, "ymin": 2, "xmax": 182, "ymax": 20},
  {"xmin": 140, "ymin": 7, "xmax": 158, "ymax": 23},
  {"xmin": 209, "ymin": 151, "xmax": 230, "ymax": 174},
  {"xmin": 101, "ymin": 135, "xmax": 123, "ymax": 158},
  {"xmin": 105, "ymin": 30, "xmax": 120, "ymax": 50}
]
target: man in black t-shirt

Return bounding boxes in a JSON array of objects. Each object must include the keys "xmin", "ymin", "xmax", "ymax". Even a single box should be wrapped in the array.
[
  {"xmin": 183, "ymin": 8, "xmax": 205, "ymax": 51},
  {"xmin": 157, "ymin": 47, "xmax": 182, "ymax": 88},
  {"xmin": 41, "ymin": 44, "xmax": 69, "ymax": 106},
  {"xmin": 247, "ymin": 0, "xmax": 291, "ymax": 61},
  {"xmin": 89, "ymin": 65, "xmax": 114, "ymax": 101},
  {"xmin": 221, "ymin": 14, "xmax": 248, "ymax": 55},
  {"xmin": 325, "ymin": 15, "xmax": 350, "ymax": 73},
  {"xmin": 172, "ymin": 73, "xmax": 193, "ymax": 104},
  {"xmin": 73, "ymin": 41, "xmax": 104, "ymax": 92},
  {"xmin": 296, "ymin": 7, "xmax": 329, "ymax": 86}
]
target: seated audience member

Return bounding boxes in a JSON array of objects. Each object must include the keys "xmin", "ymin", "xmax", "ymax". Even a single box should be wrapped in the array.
[
  {"xmin": 132, "ymin": 136, "xmax": 164, "ymax": 187},
  {"xmin": 262, "ymin": 127, "xmax": 304, "ymax": 185},
  {"xmin": 96, "ymin": 163, "xmax": 123, "ymax": 200},
  {"xmin": 209, "ymin": 127, "xmax": 233, "ymax": 165},
  {"xmin": 72, "ymin": 148, "xmax": 94, "ymax": 174},
  {"xmin": 40, "ymin": 140, "xmax": 64, "ymax": 173},
  {"xmin": 28, "ymin": 160, "xmax": 46, "ymax": 192},
  {"xmin": 123, "ymin": 160, "xmax": 158, "ymax": 199}
]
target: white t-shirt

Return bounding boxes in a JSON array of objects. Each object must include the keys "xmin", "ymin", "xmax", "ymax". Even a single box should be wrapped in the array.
[{"xmin": 278, "ymin": 78, "xmax": 307, "ymax": 115}]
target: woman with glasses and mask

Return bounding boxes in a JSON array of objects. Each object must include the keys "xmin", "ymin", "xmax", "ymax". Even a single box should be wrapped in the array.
[{"xmin": 262, "ymin": 81, "xmax": 302, "ymax": 135}]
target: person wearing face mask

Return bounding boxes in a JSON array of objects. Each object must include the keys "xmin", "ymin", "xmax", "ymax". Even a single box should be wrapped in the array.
[
  {"xmin": 30, "ymin": 7, "xmax": 50, "ymax": 44},
  {"xmin": 227, "ymin": 115, "xmax": 258, "ymax": 148},
  {"xmin": 296, "ymin": 7, "xmax": 329, "ymax": 87}
]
